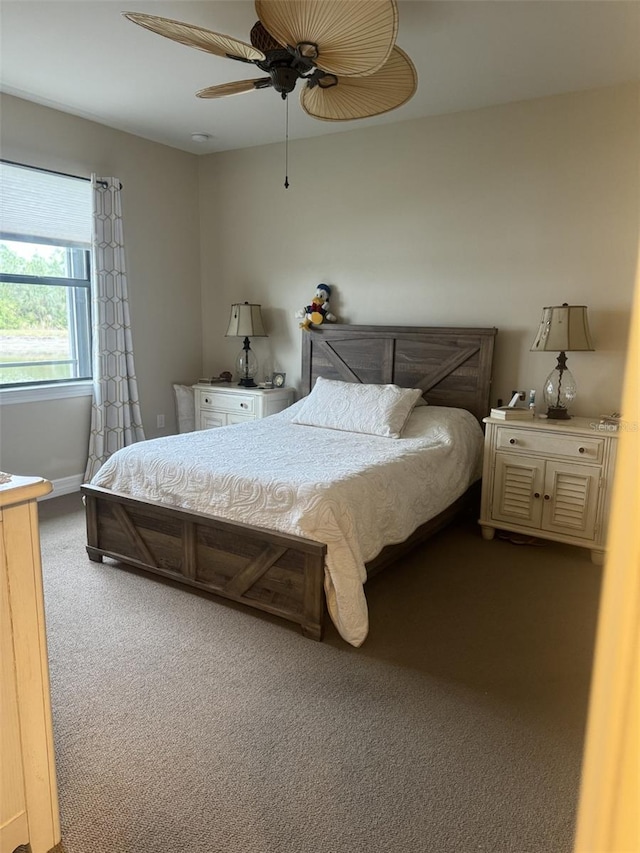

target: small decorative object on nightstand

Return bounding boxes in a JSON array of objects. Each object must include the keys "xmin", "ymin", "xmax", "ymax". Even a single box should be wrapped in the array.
[
  {"xmin": 193, "ymin": 383, "xmax": 294, "ymax": 430},
  {"xmin": 479, "ymin": 415, "xmax": 618, "ymax": 564},
  {"xmin": 272, "ymin": 372, "xmax": 286, "ymax": 388},
  {"xmin": 531, "ymin": 303, "xmax": 594, "ymax": 419}
]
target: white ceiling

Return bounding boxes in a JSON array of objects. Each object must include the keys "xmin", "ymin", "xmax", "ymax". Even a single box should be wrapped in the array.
[{"xmin": 1, "ymin": 1, "xmax": 639, "ymax": 155}]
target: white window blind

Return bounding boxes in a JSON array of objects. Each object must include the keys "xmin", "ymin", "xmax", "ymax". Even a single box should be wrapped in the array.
[{"xmin": 0, "ymin": 161, "xmax": 92, "ymax": 247}]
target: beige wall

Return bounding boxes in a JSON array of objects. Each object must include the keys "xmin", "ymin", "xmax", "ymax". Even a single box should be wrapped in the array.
[
  {"xmin": 199, "ymin": 83, "xmax": 639, "ymax": 416},
  {"xmin": 1, "ymin": 83, "xmax": 638, "ymax": 485},
  {"xmin": 0, "ymin": 94, "xmax": 202, "ymax": 482}
]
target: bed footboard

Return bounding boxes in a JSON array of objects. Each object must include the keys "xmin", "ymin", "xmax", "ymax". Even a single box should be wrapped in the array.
[{"xmin": 81, "ymin": 485, "xmax": 327, "ymax": 640}]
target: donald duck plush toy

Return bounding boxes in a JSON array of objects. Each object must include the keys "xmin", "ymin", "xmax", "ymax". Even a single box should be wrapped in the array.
[{"xmin": 296, "ymin": 284, "xmax": 337, "ymax": 331}]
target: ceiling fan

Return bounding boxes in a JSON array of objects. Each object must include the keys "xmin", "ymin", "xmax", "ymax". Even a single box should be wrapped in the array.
[{"xmin": 123, "ymin": 0, "xmax": 417, "ymax": 122}]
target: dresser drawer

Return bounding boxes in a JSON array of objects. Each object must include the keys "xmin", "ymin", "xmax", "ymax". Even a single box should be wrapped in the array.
[
  {"xmin": 199, "ymin": 391, "xmax": 255, "ymax": 415},
  {"xmin": 496, "ymin": 427, "xmax": 604, "ymax": 462}
]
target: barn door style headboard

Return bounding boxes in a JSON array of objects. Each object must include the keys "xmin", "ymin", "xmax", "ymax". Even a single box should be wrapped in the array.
[{"xmin": 301, "ymin": 325, "xmax": 497, "ymax": 421}]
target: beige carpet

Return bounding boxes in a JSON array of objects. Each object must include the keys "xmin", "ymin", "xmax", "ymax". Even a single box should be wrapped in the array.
[{"xmin": 37, "ymin": 492, "xmax": 601, "ymax": 853}]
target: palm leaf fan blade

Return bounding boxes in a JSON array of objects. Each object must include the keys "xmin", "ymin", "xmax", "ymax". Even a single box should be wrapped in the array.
[
  {"xmin": 255, "ymin": 0, "xmax": 398, "ymax": 77},
  {"xmin": 197, "ymin": 78, "xmax": 272, "ymax": 99},
  {"xmin": 301, "ymin": 46, "xmax": 417, "ymax": 121},
  {"xmin": 123, "ymin": 12, "xmax": 265, "ymax": 62}
]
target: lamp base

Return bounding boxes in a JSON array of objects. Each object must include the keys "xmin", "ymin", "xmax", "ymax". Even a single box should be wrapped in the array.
[
  {"xmin": 238, "ymin": 377, "xmax": 257, "ymax": 388},
  {"xmin": 546, "ymin": 406, "xmax": 571, "ymax": 420}
]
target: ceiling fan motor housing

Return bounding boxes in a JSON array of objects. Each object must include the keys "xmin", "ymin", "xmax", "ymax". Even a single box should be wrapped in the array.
[
  {"xmin": 268, "ymin": 63, "xmax": 302, "ymax": 95},
  {"xmin": 250, "ymin": 19, "xmax": 312, "ymax": 95},
  {"xmin": 254, "ymin": 47, "xmax": 317, "ymax": 95}
]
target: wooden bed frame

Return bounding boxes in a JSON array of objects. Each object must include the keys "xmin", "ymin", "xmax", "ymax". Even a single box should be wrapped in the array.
[{"xmin": 82, "ymin": 325, "xmax": 496, "ymax": 641}]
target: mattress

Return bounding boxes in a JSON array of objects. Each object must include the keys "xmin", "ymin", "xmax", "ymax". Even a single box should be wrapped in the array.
[{"xmin": 91, "ymin": 400, "xmax": 484, "ymax": 646}]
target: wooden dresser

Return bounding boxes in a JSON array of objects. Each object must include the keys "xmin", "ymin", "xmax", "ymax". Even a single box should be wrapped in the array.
[{"xmin": 1, "ymin": 474, "xmax": 61, "ymax": 853}]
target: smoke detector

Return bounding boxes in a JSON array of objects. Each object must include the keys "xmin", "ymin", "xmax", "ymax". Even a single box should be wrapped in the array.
[{"xmin": 191, "ymin": 132, "xmax": 212, "ymax": 143}]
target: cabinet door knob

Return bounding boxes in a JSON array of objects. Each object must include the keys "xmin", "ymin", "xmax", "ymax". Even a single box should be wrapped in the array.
[
  {"xmin": 578, "ymin": 446, "xmax": 585, "ymax": 453},
  {"xmin": 534, "ymin": 492, "xmax": 540, "ymax": 499},
  {"xmin": 509, "ymin": 438, "xmax": 516, "ymax": 445},
  {"xmin": 544, "ymin": 494, "xmax": 551, "ymax": 500},
  {"xmin": 204, "ymin": 397, "xmax": 210, "ymax": 404}
]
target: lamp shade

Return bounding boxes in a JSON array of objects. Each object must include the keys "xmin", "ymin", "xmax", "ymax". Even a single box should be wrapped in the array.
[
  {"xmin": 530, "ymin": 304, "xmax": 594, "ymax": 352},
  {"xmin": 225, "ymin": 302, "xmax": 267, "ymax": 338}
]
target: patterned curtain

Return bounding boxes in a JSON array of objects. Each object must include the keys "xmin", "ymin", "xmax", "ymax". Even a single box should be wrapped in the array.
[{"xmin": 84, "ymin": 176, "xmax": 145, "ymax": 482}]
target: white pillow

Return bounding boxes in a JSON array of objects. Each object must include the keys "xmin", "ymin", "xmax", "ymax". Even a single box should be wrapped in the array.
[
  {"xmin": 292, "ymin": 377, "xmax": 422, "ymax": 438},
  {"xmin": 172, "ymin": 384, "xmax": 195, "ymax": 433}
]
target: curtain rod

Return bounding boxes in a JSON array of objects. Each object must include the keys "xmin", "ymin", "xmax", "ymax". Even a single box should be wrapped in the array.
[
  {"xmin": 1, "ymin": 158, "xmax": 90, "ymax": 182},
  {"xmin": 0, "ymin": 159, "xmax": 123, "ymax": 189},
  {"xmin": 95, "ymin": 179, "xmax": 123, "ymax": 190}
]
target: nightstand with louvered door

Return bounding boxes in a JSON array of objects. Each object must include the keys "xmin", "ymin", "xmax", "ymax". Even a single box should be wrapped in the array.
[
  {"xmin": 194, "ymin": 384, "xmax": 294, "ymax": 430},
  {"xmin": 479, "ymin": 417, "xmax": 618, "ymax": 564}
]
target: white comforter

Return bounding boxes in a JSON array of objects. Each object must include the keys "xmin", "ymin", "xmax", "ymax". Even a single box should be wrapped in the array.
[{"xmin": 91, "ymin": 401, "xmax": 483, "ymax": 646}]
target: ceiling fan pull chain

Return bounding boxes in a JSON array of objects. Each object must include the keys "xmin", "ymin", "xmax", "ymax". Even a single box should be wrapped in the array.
[{"xmin": 284, "ymin": 94, "xmax": 290, "ymax": 189}]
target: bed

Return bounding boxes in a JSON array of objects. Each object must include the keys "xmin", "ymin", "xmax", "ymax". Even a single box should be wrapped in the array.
[{"xmin": 82, "ymin": 324, "xmax": 496, "ymax": 645}]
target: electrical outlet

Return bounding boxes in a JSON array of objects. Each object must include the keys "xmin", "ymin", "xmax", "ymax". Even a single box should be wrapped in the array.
[{"xmin": 156, "ymin": 414, "xmax": 165, "ymax": 429}]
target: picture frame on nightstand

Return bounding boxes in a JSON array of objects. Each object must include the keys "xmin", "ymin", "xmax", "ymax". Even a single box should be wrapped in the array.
[{"xmin": 272, "ymin": 372, "xmax": 286, "ymax": 388}]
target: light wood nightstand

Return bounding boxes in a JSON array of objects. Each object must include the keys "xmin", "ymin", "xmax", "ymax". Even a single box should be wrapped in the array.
[
  {"xmin": 193, "ymin": 383, "xmax": 294, "ymax": 430},
  {"xmin": 479, "ymin": 416, "xmax": 618, "ymax": 564}
]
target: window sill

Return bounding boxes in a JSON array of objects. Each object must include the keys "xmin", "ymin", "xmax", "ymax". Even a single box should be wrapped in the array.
[{"xmin": 0, "ymin": 381, "xmax": 93, "ymax": 404}]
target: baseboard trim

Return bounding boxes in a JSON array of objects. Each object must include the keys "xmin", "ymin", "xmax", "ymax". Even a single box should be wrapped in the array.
[{"xmin": 41, "ymin": 473, "xmax": 84, "ymax": 500}]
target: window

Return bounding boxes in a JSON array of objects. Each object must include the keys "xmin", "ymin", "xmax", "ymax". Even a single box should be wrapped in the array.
[{"xmin": 0, "ymin": 161, "xmax": 93, "ymax": 388}]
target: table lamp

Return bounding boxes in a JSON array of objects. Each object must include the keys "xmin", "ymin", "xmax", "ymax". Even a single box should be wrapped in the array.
[
  {"xmin": 225, "ymin": 302, "xmax": 267, "ymax": 387},
  {"xmin": 530, "ymin": 303, "xmax": 594, "ymax": 419}
]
